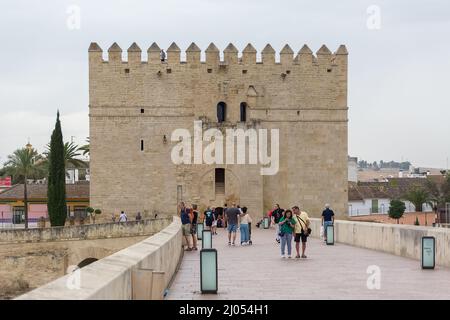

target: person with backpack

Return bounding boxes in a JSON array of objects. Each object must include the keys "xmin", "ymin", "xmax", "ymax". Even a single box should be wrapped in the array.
[
  {"xmin": 270, "ymin": 204, "xmax": 284, "ymax": 243},
  {"xmin": 204, "ymin": 207, "xmax": 214, "ymax": 230},
  {"xmin": 292, "ymin": 205, "xmax": 311, "ymax": 259},
  {"xmin": 211, "ymin": 208, "xmax": 219, "ymax": 235},
  {"xmin": 278, "ymin": 209, "xmax": 296, "ymax": 258}
]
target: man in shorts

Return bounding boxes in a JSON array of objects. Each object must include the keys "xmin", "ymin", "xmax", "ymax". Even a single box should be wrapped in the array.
[
  {"xmin": 179, "ymin": 202, "xmax": 192, "ymax": 251},
  {"xmin": 225, "ymin": 204, "xmax": 240, "ymax": 246},
  {"xmin": 292, "ymin": 205, "xmax": 310, "ymax": 258}
]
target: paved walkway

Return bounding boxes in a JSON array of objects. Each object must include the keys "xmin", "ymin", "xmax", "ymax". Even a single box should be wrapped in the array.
[{"xmin": 166, "ymin": 226, "xmax": 450, "ymax": 300}]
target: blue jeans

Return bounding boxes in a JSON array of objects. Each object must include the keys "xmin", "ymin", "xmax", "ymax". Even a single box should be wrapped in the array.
[
  {"xmin": 240, "ymin": 224, "xmax": 250, "ymax": 243},
  {"xmin": 280, "ymin": 233, "xmax": 293, "ymax": 256},
  {"xmin": 323, "ymin": 221, "xmax": 333, "ymax": 239},
  {"xmin": 227, "ymin": 223, "xmax": 237, "ymax": 233}
]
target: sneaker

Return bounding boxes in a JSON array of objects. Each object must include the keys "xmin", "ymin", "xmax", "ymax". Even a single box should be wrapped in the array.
[
  {"xmin": 295, "ymin": 255, "xmax": 301, "ymax": 259},
  {"xmin": 281, "ymin": 254, "xmax": 286, "ymax": 258},
  {"xmin": 228, "ymin": 242, "xmax": 231, "ymax": 246},
  {"xmin": 232, "ymin": 243, "xmax": 235, "ymax": 246},
  {"xmin": 185, "ymin": 247, "xmax": 192, "ymax": 251},
  {"xmin": 288, "ymin": 255, "xmax": 292, "ymax": 259},
  {"xmin": 301, "ymin": 255, "xmax": 307, "ymax": 259}
]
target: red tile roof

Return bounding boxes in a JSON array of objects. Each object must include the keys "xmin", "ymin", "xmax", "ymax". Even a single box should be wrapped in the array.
[
  {"xmin": 0, "ymin": 183, "xmax": 89, "ymax": 201},
  {"xmin": 349, "ymin": 176, "xmax": 443, "ymax": 201}
]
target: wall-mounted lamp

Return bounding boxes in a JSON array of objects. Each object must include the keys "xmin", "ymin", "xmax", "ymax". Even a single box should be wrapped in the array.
[{"xmin": 163, "ymin": 135, "xmax": 167, "ymax": 144}]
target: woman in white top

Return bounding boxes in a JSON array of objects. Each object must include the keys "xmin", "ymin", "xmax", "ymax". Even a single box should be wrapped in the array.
[{"xmin": 239, "ymin": 207, "xmax": 252, "ymax": 245}]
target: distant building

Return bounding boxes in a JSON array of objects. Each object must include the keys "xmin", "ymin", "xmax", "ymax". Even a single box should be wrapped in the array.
[
  {"xmin": 66, "ymin": 165, "xmax": 90, "ymax": 184},
  {"xmin": 0, "ymin": 182, "xmax": 89, "ymax": 225},
  {"xmin": 348, "ymin": 177, "xmax": 435, "ymax": 216}
]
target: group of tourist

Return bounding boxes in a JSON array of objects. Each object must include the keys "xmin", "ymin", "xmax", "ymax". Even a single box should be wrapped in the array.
[
  {"xmin": 178, "ymin": 201, "xmax": 335, "ymax": 259},
  {"xmin": 268, "ymin": 203, "xmax": 335, "ymax": 259},
  {"xmin": 179, "ymin": 202, "xmax": 254, "ymax": 251}
]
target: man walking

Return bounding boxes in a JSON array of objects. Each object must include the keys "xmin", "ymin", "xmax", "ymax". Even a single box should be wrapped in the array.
[
  {"xmin": 322, "ymin": 204, "xmax": 335, "ymax": 242},
  {"xmin": 292, "ymin": 205, "xmax": 310, "ymax": 259},
  {"xmin": 225, "ymin": 203, "xmax": 240, "ymax": 246},
  {"xmin": 190, "ymin": 204, "xmax": 199, "ymax": 251}
]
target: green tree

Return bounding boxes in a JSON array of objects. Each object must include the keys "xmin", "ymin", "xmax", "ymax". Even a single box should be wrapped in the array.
[
  {"xmin": 43, "ymin": 141, "xmax": 87, "ymax": 175},
  {"xmin": 47, "ymin": 111, "xmax": 67, "ymax": 226},
  {"xmin": 426, "ymin": 174, "xmax": 450, "ymax": 225},
  {"xmin": 403, "ymin": 187, "xmax": 433, "ymax": 213},
  {"xmin": 388, "ymin": 199, "xmax": 406, "ymax": 224},
  {"xmin": 3, "ymin": 147, "xmax": 44, "ymax": 229},
  {"xmin": 78, "ymin": 137, "xmax": 90, "ymax": 156}
]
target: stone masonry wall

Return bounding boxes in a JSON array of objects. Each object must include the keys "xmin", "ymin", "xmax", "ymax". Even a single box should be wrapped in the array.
[{"xmin": 89, "ymin": 42, "xmax": 348, "ymax": 220}]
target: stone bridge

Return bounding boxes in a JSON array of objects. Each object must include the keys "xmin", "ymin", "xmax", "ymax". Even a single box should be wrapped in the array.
[
  {"xmin": 12, "ymin": 218, "xmax": 450, "ymax": 300},
  {"xmin": 0, "ymin": 217, "xmax": 172, "ymax": 299}
]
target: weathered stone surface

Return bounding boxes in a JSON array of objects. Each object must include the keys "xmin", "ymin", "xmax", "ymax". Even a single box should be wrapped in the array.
[
  {"xmin": 167, "ymin": 222, "xmax": 450, "ymax": 300},
  {"xmin": 88, "ymin": 42, "xmax": 349, "ymax": 221},
  {"xmin": 15, "ymin": 217, "xmax": 182, "ymax": 300}
]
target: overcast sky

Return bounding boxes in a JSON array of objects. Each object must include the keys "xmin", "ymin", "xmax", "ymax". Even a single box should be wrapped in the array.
[{"xmin": 0, "ymin": 0, "xmax": 449, "ymax": 168}]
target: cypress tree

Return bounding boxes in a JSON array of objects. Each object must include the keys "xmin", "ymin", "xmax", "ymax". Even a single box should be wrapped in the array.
[{"xmin": 47, "ymin": 111, "xmax": 67, "ymax": 226}]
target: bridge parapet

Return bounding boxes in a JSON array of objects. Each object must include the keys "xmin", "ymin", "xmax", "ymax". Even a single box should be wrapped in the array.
[
  {"xmin": 0, "ymin": 217, "xmax": 172, "ymax": 243},
  {"xmin": 15, "ymin": 216, "xmax": 182, "ymax": 300},
  {"xmin": 309, "ymin": 218, "xmax": 450, "ymax": 268}
]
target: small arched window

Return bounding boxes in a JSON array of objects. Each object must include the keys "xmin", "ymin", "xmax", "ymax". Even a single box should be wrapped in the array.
[
  {"xmin": 240, "ymin": 102, "xmax": 247, "ymax": 122},
  {"xmin": 217, "ymin": 102, "xmax": 226, "ymax": 123}
]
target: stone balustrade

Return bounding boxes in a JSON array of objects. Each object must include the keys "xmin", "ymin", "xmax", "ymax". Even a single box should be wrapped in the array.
[
  {"xmin": 0, "ymin": 217, "xmax": 172, "ymax": 243},
  {"xmin": 16, "ymin": 216, "xmax": 182, "ymax": 300},
  {"xmin": 309, "ymin": 218, "xmax": 450, "ymax": 267}
]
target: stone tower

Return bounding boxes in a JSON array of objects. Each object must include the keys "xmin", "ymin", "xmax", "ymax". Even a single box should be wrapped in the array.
[{"xmin": 88, "ymin": 41, "xmax": 348, "ymax": 220}]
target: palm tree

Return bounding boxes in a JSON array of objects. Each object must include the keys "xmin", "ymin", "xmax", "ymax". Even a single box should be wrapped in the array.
[
  {"xmin": 426, "ymin": 175, "xmax": 450, "ymax": 224},
  {"xmin": 3, "ymin": 147, "xmax": 44, "ymax": 229},
  {"xmin": 42, "ymin": 141, "xmax": 87, "ymax": 177},
  {"xmin": 403, "ymin": 187, "xmax": 433, "ymax": 225},
  {"xmin": 63, "ymin": 141, "xmax": 87, "ymax": 168},
  {"xmin": 78, "ymin": 137, "xmax": 90, "ymax": 157}
]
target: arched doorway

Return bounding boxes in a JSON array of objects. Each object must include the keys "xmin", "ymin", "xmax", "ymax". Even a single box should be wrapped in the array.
[{"xmin": 77, "ymin": 257, "xmax": 98, "ymax": 268}]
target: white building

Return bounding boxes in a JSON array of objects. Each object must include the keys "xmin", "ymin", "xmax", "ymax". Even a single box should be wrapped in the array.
[{"xmin": 348, "ymin": 178, "xmax": 433, "ymax": 216}]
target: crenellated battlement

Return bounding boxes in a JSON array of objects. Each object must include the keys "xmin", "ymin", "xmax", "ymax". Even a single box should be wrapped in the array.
[
  {"xmin": 88, "ymin": 40, "xmax": 349, "ymax": 222},
  {"xmin": 88, "ymin": 42, "xmax": 348, "ymax": 66}
]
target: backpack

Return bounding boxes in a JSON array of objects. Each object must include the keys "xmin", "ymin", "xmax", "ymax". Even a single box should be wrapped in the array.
[
  {"xmin": 205, "ymin": 211, "xmax": 213, "ymax": 223},
  {"xmin": 273, "ymin": 209, "xmax": 283, "ymax": 223}
]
